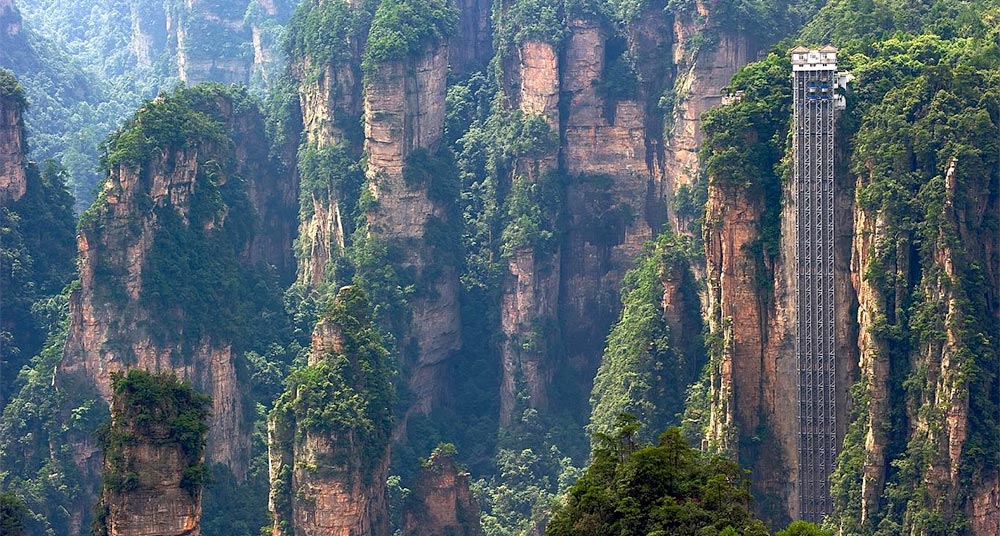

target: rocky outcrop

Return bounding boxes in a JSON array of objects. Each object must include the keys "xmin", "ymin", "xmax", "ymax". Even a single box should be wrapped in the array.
[
  {"xmin": 402, "ymin": 448, "xmax": 483, "ymax": 536},
  {"xmin": 498, "ymin": 38, "xmax": 562, "ymax": 425},
  {"xmin": 268, "ymin": 286, "xmax": 393, "ymax": 536},
  {"xmin": 291, "ymin": 0, "xmax": 368, "ymax": 289},
  {"xmin": 0, "ymin": 71, "xmax": 26, "ymax": 202},
  {"xmin": 848, "ymin": 154, "xmax": 1000, "ymax": 534},
  {"xmin": 364, "ymin": 43, "xmax": 461, "ymax": 417},
  {"xmin": 558, "ymin": 18, "xmax": 663, "ymax": 405},
  {"xmin": 94, "ymin": 371, "xmax": 209, "ymax": 536},
  {"xmin": 702, "ymin": 153, "xmax": 799, "ymax": 524},
  {"xmin": 0, "ymin": 0, "xmax": 22, "ymax": 47},
  {"xmin": 450, "ymin": 0, "xmax": 491, "ymax": 75},
  {"xmin": 664, "ymin": 3, "xmax": 754, "ymax": 233},
  {"xmin": 56, "ymin": 88, "xmax": 295, "ymax": 529}
]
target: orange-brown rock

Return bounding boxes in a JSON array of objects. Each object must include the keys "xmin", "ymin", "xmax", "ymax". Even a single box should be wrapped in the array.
[
  {"xmin": 95, "ymin": 373, "xmax": 208, "ymax": 536},
  {"xmin": 291, "ymin": 1, "xmax": 366, "ymax": 289},
  {"xmin": 364, "ymin": 43, "xmax": 461, "ymax": 418},
  {"xmin": 849, "ymin": 158, "xmax": 1000, "ymax": 534},
  {"xmin": 56, "ymin": 90, "xmax": 295, "ymax": 531},
  {"xmin": 664, "ymin": 2, "xmax": 753, "ymax": 234},
  {"xmin": 498, "ymin": 38, "xmax": 561, "ymax": 425},
  {"xmin": 402, "ymin": 448, "xmax": 484, "ymax": 536},
  {"xmin": 268, "ymin": 288, "xmax": 393, "ymax": 536}
]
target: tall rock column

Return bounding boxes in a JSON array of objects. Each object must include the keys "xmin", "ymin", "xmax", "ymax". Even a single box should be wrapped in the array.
[
  {"xmin": 93, "ymin": 370, "xmax": 210, "ymax": 536},
  {"xmin": 54, "ymin": 87, "xmax": 295, "ymax": 530},
  {"xmin": 0, "ymin": 68, "xmax": 26, "ymax": 202},
  {"xmin": 402, "ymin": 446, "xmax": 484, "ymax": 536},
  {"xmin": 558, "ymin": 16, "xmax": 671, "ymax": 410},
  {"xmin": 498, "ymin": 37, "xmax": 562, "ymax": 425},
  {"xmin": 664, "ymin": 1, "xmax": 754, "ymax": 234},
  {"xmin": 289, "ymin": 0, "xmax": 369, "ymax": 289},
  {"xmin": 363, "ymin": 35, "xmax": 460, "ymax": 417},
  {"xmin": 268, "ymin": 286, "xmax": 394, "ymax": 536}
]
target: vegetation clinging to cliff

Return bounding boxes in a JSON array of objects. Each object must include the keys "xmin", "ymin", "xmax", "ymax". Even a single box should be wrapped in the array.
[
  {"xmin": 97, "ymin": 370, "xmax": 211, "ymax": 494},
  {"xmin": 0, "ymin": 69, "xmax": 26, "ymax": 104},
  {"xmin": 0, "ymin": 159, "xmax": 76, "ymax": 409},
  {"xmin": 272, "ymin": 286, "xmax": 395, "ymax": 457},
  {"xmin": 588, "ymin": 233, "xmax": 705, "ymax": 447},
  {"xmin": 362, "ymin": 0, "xmax": 458, "ymax": 75},
  {"xmin": 829, "ymin": 32, "xmax": 1000, "ymax": 535}
]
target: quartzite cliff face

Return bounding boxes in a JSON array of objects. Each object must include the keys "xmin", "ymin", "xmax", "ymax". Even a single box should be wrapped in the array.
[
  {"xmin": 364, "ymin": 41, "xmax": 462, "ymax": 418},
  {"xmin": 0, "ymin": 66, "xmax": 26, "ymax": 201},
  {"xmin": 55, "ymin": 87, "xmax": 295, "ymax": 532},
  {"xmin": 93, "ymin": 372, "xmax": 210, "ymax": 536},
  {"xmin": 495, "ymin": 1, "xmax": 764, "ymax": 431}
]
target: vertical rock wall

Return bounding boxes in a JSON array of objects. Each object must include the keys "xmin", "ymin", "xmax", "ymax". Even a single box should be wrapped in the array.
[
  {"xmin": 268, "ymin": 286, "xmax": 393, "ymax": 536},
  {"xmin": 0, "ymin": 74, "xmax": 26, "ymax": 202},
  {"xmin": 499, "ymin": 39, "xmax": 562, "ymax": 425},
  {"xmin": 94, "ymin": 373, "xmax": 209, "ymax": 536},
  {"xmin": 364, "ymin": 43, "xmax": 461, "ymax": 417},
  {"xmin": 55, "ymin": 91, "xmax": 295, "ymax": 530},
  {"xmin": 292, "ymin": 0, "xmax": 367, "ymax": 289},
  {"xmin": 402, "ymin": 449, "xmax": 484, "ymax": 536}
]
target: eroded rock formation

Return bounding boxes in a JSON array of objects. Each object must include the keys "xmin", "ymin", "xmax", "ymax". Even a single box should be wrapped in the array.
[
  {"xmin": 269, "ymin": 286, "xmax": 393, "ymax": 536},
  {"xmin": 0, "ymin": 70, "xmax": 26, "ymax": 202},
  {"xmin": 364, "ymin": 42, "xmax": 461, "ymax": 418},
  {"xmin": 93, "ymin": 371, "xmax": 209, "ymax": 536},
  {"xmin": 402, "ymin": 448, "xmax": 484, "ymax": 536},
  {"xmin": 55, "ymin": 86, "xmax": 295, "ymax": 529}
]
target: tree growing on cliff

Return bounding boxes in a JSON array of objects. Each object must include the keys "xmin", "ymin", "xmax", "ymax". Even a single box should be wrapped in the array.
[{"xmin": 92, "ymin": 370, "xmax": 211, "ymax": 536}]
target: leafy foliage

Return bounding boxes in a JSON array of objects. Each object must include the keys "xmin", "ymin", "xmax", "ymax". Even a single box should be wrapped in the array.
[
  {"xmin": 285, "ymin": 0, "xmax": 372, "ymax": 82},
  {"xmin": 272, "ymin": 286, "xmax": 395, "ymax": 461},
  {"xmin": 547, "ymin": 424, "xmax": 769, "ymax": 536},
  {"xmin": 0, "ymin": 492, "xmax": 28, "ymax": 536},
  {"xmin": 0, "ymin": 310, "xmax": 107, "ymax": 536},
  {"xmin": 0, "ymin": 158, "xmax": 76, "ymax": 409},
  {"xmin": 362, "ymin": 0, "xmax": 457, "ymax": 75},
  {"xmin": 97, "ymin": 370, "xmax": 212, "ymax": 492},
  {"xmin": 91, "ymin": 371, "xmax": 211, "ymax": 536},
  {"xmin": 827, "ymin": 30, "xmax": 1000, "ymax": 535},
  {"xmin": 589, "ymin": 233, "xmax": 705, "ymax": 447}
]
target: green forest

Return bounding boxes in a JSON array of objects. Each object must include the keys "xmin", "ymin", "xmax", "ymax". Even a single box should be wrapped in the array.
[{"xmin": 1, "ymin": 0, "xmax": 998, "ymax": 535}]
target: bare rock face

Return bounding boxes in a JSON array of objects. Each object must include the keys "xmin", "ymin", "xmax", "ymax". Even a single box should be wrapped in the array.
[
  {"xmin": 449, "ymin": 0, "xmax": 491, "ymax": 75},
  {"xmin": 101, "ymin": 441, "xmax": 202, "ymax": 536},
  {"xmin": 664, "ymin": 2, "xmax": 753, "ymax": 233},
  {"xmin": 0, "ymin": 75, "xmax": 26, "ymax": 202},
  {"xmin": 122, "ymin": 0, "xmax": 292, "ymax": 87},
  {"xmin": 269, "ymin": 426, "xmax": 391, "ymax": 536},
  {"xmin": 364, "ymin": 43, "xmax": 461, "ymax": 417},
  {"xmin": 291, "ymin": 1, "xmax": 367, "ymax": 289},
  {"xmin": 498, "ymin": 39, "xmax": 562, "ymax": 425},
  {"xmin": 402, "ymin": 448, "xmax": 484, "ymax": 536},
  {"xmin": 558, "ymin": 18, "xmax": 661, "ymax": 399}
]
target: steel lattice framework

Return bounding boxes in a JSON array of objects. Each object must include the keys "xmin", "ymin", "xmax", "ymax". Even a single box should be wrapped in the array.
[{"xmin": 791, "ymin": 47, "xmax": 839, "ymax": 522}]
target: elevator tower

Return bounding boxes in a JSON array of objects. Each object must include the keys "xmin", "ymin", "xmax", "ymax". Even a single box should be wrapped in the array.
[{"xmin": 791, "ymin": 46, "xmax": 845, "ymax": 521}]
